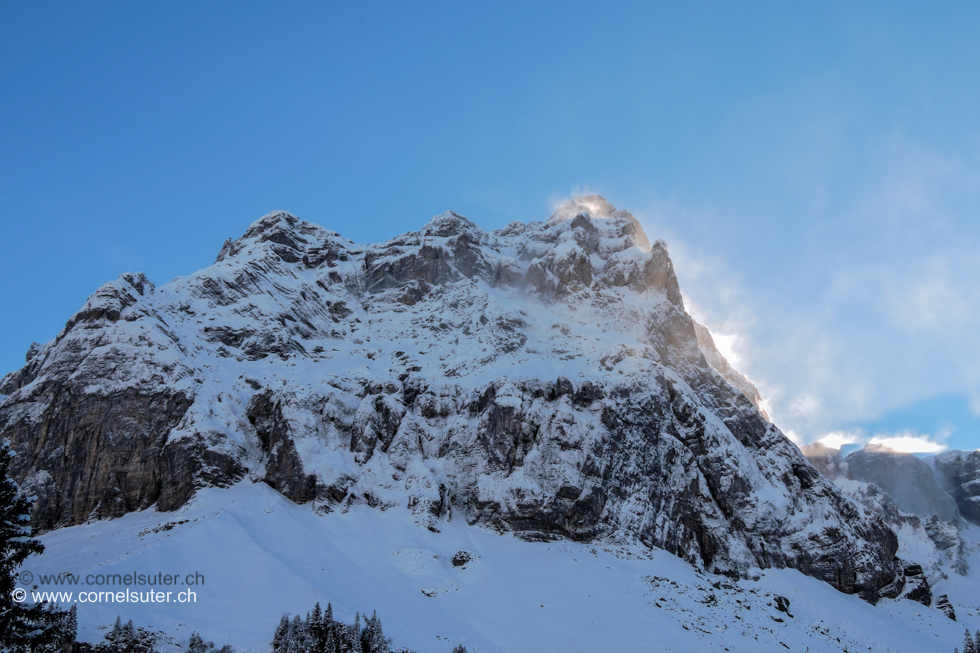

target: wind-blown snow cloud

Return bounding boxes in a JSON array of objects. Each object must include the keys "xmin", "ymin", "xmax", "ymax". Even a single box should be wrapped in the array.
[
  {"xmin": 816, "ymin": 430, "xmax": 863, "ymax": 450},
  {"xmin": 816, "ymin": 427, "xmax": 952, "ymax": 454},
  {"xmin": 628, "ymin": 135, "xmax": 980, "ymax": 449}
]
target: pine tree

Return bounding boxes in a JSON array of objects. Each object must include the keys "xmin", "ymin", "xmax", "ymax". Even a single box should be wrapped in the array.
[
  {"xmin": 323, "ymin": 626, "xmax": 338, "ymax": 653},
  {"xmin": 288, "ymin": 614, "xmax": 316, "ymax": 653},
  {"xmin": 337, "ymin": 622, "xmax": 361, "ymax": 653},
  {"xmin": 0, "ymin": 441, "xmax": 75, "ymax": 652},
  {"xmin": 64, "ymin": 604, "xmax": 78, "ymax": 642},
  {"xmin": 272, "ymin": 614, "xmax": 290, "ymax": 653},
  {"xmin": 361, "ymin": 611, "xmax": 390, "ymax": 653},
  {"xmin": 100, "ymin": 617, "xmax": 156, "ymax": 652},
  {"xmin": 188, "ymin": 632, "xmax": 208, "ymax": 653},
  {"xmin": 964, "ymin": 629, "xmax": 978, "ymax": 653},
  {"xmin": 309, "ymin": 602, "xmax": 325, "ymax": 652},
  {"xmin": 451, "ymin": 647, "xmax": 468, "ymax": 653}
]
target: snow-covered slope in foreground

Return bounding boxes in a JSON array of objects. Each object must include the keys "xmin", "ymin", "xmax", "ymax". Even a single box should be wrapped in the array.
[{"xmin": 28, "ymin": 482, "xmax": 978, "ymax": 653}]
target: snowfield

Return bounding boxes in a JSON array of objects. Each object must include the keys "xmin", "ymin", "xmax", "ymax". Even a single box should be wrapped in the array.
[{"xmin": 26, "ymin": 481, "xmax": 979, "ymax": 653}]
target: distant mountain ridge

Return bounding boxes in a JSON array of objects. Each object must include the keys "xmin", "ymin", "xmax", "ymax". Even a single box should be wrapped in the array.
[
  {"xmin": 801, "ymin": 442, "xmax": 978, "ymax": 599},
  {"xmin": 0, "ymin": 196, "xmax": 898, "ymax": 599}
]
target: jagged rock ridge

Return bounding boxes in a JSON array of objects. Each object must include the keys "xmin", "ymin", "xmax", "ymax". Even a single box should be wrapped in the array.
[{"xmin": 0, "ymin": 197, "xmax": 897, "ymax": 598}]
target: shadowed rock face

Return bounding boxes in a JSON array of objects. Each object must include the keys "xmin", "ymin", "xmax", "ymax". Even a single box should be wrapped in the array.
[
  {"xmin": 934, "ymin": 450, "xmax": 980, "ymax": 526},
  {"xmin": 0, "ymin": 198, "xmax": 898, "ymax": 599},
  {"xmin": 845, "ymin": 447, "xmax": 960, "ymax": 523},
  {"xmin": 799, "ymin": 442, "xmax": 849, "ymax": 481},
  {"xmin": 0, "ymin": 379, "xmax": 249, "ymax": 529}
]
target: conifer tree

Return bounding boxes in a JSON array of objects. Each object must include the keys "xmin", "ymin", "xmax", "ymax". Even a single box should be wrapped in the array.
[
  {"xmin": 964, "ymin": 629, "xmax": 978, "ymax": 653},
  {"xmin": 361, "ymin": 611, "xmax": 390, "ymax": 653},
  {"xmin": 272, "ymin": 615, "xmax": 290, "ymax": 653},
  {"xmin": 338, "ymin": 622, "xmax": 361, "ymax": 653},
  {"xmin": 286, "ymin": 615, "xmax": 305, "ymax": 653},
  {"xmin": 323, "ymin": 626, "xmax": 338, "ymax": 653},
  {"xmin": 0, "ymin": 441, "xmax": 76, "ymax": 651},
  {"xmin": 188, "ymin": 632, "xmax": 209, "ymax": 653},
  {"xmin": 309, "ymin": 602, "xmax": 325, "ymax": 652}
]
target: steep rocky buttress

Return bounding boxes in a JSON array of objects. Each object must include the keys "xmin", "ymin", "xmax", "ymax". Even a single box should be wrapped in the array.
[{"xmin": 0, "ymin": 196, "xmax": 898, "ymax": 599}]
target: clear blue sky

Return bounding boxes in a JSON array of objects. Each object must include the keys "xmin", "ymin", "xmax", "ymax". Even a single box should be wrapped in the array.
[{"xmin": 3, "ymin": 1, "xmax": 980, "ymax": 451}]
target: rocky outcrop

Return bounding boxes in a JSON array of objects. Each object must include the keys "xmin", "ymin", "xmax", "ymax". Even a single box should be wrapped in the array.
[
  {"xmin": 933, "ymin": 450, "xmax": 980, "ymax": 526},
  {"xmin": 897, "ymin": 563, "xmax": 932, "ymax": 607},
  {"xmin": 935, "ymin": 594, "xmax": 956, "ymax": 621},
  {"xmin": 0, "ymin": 197, "xmax": 899, "ymax": 599},
  {"xmin": 800, "ymin": 442, "xmax": 849, "ymax": 481}
]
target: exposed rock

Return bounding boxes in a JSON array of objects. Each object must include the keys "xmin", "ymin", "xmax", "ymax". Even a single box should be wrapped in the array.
[
  {"xmin": 800, "ymin": 442, "xmax": 849, "ymax": 481},
  {"xmin": 898, "ymin": 563, "xmax": 932, "ymax": 607},
  {"xmin": 833, "ymin": 478, "xmax": 967, "ymax": 585},
  {"xmin": 774, "ymin": 595, "xmax": 792, "ymax": 617},
  {"xmin": 933, "ymin": 450, "xmax": 980, "ymax": 526},
  {"xmin": 693, "ymin": 320, "xmax": 769, "ymax": 420},
  {"xmin": 0, "ymin": 199, "xmax": 899, "ymax": 600},
  {"xmin": 934, "ymin": 594, "xmax": 956, "ymax": 621},
  {"xmin": 922, "ymin": 515, "xmax": 969, "ymax": 576},
  {"xmin": 846, "ymin": 446, "xmax": 959, "ymax": 522},
  {"xmin": 877, "ymin": 558, "xmax": 937, "ymax": 608}
]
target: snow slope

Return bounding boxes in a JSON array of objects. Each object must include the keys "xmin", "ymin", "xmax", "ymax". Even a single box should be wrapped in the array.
[{"xmin": 25, "ymin": 482, "xmax": 976, "ymax": 653}]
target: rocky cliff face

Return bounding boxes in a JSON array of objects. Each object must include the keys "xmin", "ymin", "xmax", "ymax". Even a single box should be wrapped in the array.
[
  {"xmin": 0, "ymin": 196, "xmax": 898, "ymax": 598},
  {"xmin": 934, "ymin": 450, "xmax": 980, "ymax": 526},
  {"xmin": 845, "ymin": 446, "xmax": 960, "ymax": 523},
  {"xmin": 799, "ymin": 442, "xmax": 849, "ymax": 481},
  {"xmin": 692, "ymin": 321, "xmax": 769, "ymax": 421},
  {"xmin": 801, "ymin": 442, "xmax": 971, "ymax": 592}
]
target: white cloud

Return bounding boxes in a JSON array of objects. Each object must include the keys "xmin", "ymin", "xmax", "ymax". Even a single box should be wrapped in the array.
[
  {"xmin": 867, "ymin": 434, "xmax": 946, "ymax": 454},
  {"xmin": 626, "ymin": 135, "xmax": 980, "ymax": 448},
  {"xmin": 711, "ymin": 332, "xmax": 741, "ymax": 367},
  {"xmin": 783, "ymin": 429, "xmax": 804, "ymax": 445},
  {"xmin": 817, "ymin": 430, "xmax": 863, "ymax": 449},
  {"xmin": 810, "ymin": 426, "xmax": 952, "ymax": 454}
]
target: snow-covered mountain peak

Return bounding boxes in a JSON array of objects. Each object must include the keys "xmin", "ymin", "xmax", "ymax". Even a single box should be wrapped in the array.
[
  {"xmin": 421, "ymin": 210, "xmax": 487, "ymax": 240},
  {"xmin": 0, "ymin": 201, "xmax": 903, "ymax": 602},
  {"xmin": 547, "ymin": 194, "xmax": 626, "ymax": 223},
  {"xmin": 215, "ymin": 209, "xmax": 342, "ymax": 264}
]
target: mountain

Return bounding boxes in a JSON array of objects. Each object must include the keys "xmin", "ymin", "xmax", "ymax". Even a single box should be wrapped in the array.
[
  {"xmin": 934, "ymin": 450, "xmax": 980, "ymax": 525},
  {"xmin": 800, "ymin": 443, "xmax": 973, "ymax": 591},
  {"xmin": 846, "ymin": 445, "xmax": 960, "ymax": 523},
  {"xmin": 0, "ymin": 196, "xmax": 897, "ymax": 600}
]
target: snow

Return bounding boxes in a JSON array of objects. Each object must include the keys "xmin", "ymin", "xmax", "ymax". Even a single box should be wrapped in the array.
[
  {"xmin": 7, "ymin": 200, "xmax": 975, "ymax": 652},
  {"xmin": 25, "ymin": 482, "xmax": 977, "ymax": 653}
]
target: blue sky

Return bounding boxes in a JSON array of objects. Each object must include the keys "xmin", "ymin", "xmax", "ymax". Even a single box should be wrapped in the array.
[{"xmin": 2, "ymin": 2, "xmax": 979, "ymax": 451}]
